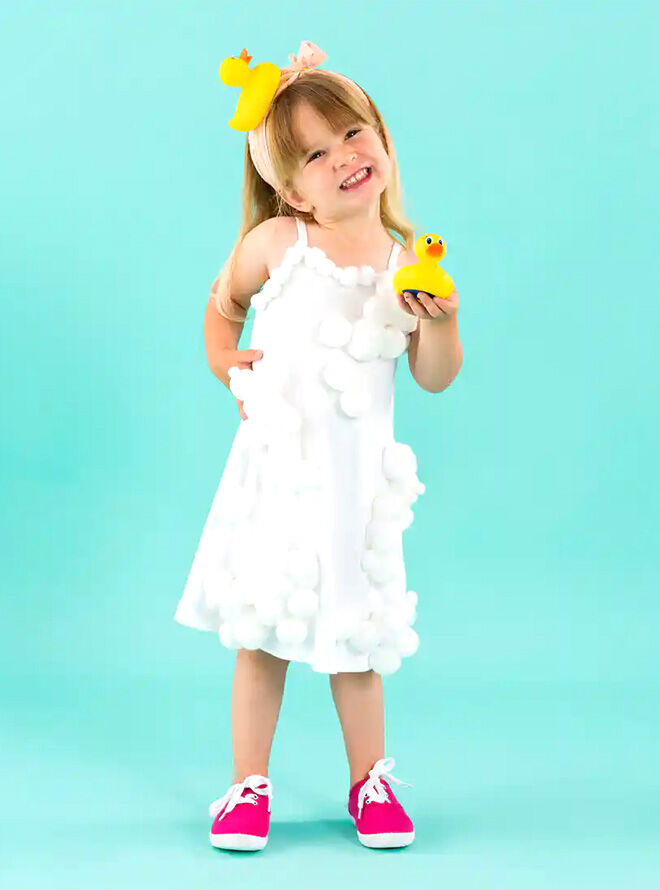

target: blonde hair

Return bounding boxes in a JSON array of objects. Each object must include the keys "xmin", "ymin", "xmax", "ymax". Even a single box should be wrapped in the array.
[{"xmin": 213, "ymin": 70, "xmax": 418, "ymax": 322}]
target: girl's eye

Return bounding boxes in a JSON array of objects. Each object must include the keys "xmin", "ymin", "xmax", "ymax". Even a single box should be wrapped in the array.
[{"xmin": 307, "ymin": 128, "xmax": 361, "ymax": 163}]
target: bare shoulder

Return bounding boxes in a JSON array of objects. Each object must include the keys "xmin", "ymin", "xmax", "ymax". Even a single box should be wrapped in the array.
[
  {"xmin": 235, "ymin": 216, "xmax": 298, "ymax": 280},
  {"xmin": 264, "ymin": 216, "xmax": 299, "ymax": 274},
  {"xmin": 220, "ymin": 218, "xmax": 285, "ymax": 312}
]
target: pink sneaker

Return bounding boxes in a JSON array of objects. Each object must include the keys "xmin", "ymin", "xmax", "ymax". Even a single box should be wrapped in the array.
[
  {"xmin": 348, "ymin": 757, "xmax": 415, "ymax": 848},
  {"xmin": 208, "ymin": 774, "xmax": 273, "ymax": 851}
]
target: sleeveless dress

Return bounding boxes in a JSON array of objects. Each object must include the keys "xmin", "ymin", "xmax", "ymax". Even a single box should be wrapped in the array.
[{"xmin": 174, "ymin": 218, "xmax": 425, "ymax": 675}]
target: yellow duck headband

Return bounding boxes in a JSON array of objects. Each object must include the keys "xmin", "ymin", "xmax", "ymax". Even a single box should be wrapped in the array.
[{"xmin": 218, "ymin": 40, "xmax": 370, "ymax": 194}]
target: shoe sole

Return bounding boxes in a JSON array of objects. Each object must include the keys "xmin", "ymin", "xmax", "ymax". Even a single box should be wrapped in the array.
[
  {"xmin": 356, "ymin": 828, "xmax": 415, "ymax": 848},
  {"xmin": 209, "ymin": 831, "xmax": 268, "ymax": 851}
]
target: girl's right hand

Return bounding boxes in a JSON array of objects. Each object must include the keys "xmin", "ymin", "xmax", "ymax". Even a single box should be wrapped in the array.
[{"xmin": 226, "ymin": 348, "xmax": 264, "ymax": 420}]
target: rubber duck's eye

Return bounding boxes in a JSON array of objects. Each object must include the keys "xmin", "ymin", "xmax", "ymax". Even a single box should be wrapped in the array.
[
  {"xmin": 425, "ymin": 236, "xmax": 432, "ymax": 245},
  {"xmin": 438, "ymin": 239, "xmax": 444, "ymax": 246}
]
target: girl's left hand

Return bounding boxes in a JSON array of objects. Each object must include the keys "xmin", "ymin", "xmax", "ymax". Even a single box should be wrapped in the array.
[{"xmin": 396, "ymin": 287, "xmax": 459, "ymax": 321}]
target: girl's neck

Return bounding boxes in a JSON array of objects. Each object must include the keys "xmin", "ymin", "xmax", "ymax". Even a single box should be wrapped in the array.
[{"xmin": 306, "ymin": 215, "xmax": 394, "ymax": 267}]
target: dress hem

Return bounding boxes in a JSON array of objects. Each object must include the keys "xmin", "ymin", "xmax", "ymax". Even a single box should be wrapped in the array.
[{"xmin": 173, "ymin": 611, "xmax": 373, "ymax": 674}]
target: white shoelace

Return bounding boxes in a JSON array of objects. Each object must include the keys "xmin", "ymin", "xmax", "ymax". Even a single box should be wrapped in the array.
[
  {"xmin": 357, "ymin": 757, "xmax": 413, "ymax": 819},
  {"xmin": 208, "ymin": 774, "xmax": 273, "ymax": 822}
]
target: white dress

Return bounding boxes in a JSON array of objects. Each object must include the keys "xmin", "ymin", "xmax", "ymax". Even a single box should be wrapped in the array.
[{"xmin": 174, "ymin": 218, "xmax": 425, "ymax": 675}]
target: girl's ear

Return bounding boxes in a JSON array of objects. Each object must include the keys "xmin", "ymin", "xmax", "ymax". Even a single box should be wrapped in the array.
[{"xmin": 281, "ymin": 183, "xmax": 311, "ymax": 213}]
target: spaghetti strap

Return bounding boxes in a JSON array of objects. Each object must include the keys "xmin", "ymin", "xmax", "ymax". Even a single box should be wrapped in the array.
[
  {"xmin": 295, "ymin": 216, "xmax": 308, "ymax": 247},
  {"xmin": 387, "ymin": 240, "xmax": 402, "ymax": 271}
]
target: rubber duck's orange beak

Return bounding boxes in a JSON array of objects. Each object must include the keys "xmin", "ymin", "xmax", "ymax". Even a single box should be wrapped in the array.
[{"xmin": 426, "ymin": 244, "xmax": 444, "ymax": 258}]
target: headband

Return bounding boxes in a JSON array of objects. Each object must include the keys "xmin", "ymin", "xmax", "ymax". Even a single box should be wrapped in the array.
[{"xmin": 219, "ymin": 40, "xmax": 371, "ymax": 193}]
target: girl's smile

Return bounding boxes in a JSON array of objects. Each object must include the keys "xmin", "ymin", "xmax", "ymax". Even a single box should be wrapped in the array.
[{"xmin": 339, "ymin": 166, "xmax": 373, "ymax": 191}]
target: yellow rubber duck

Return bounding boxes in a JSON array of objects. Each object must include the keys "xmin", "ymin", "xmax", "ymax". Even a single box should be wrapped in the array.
[
  {"xmin": 218, "ymin": 48, "xmax": 281, "ymax": 131},
  {"xmin": 392, "ymin": 234, "xmax": 455, "ymax": 301}
]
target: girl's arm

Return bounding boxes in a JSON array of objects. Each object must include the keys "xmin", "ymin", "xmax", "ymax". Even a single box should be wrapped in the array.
[
  {"xmin": 395, "ymin": 248, "xmax": 463, "ymax": 393},
  {"xmin": 203, "ymin": 218, "xmax": 277, "ymax": 388}
]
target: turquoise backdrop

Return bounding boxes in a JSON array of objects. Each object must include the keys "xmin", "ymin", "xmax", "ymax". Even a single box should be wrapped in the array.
[{"xmin": 1, "ymin": 1, "xmax": 658, "ymax": 887}]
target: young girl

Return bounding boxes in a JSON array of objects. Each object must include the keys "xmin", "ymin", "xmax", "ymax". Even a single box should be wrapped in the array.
[{"xmin": 174, "ymin": 40, "xmax": 462, "ymax": 852}]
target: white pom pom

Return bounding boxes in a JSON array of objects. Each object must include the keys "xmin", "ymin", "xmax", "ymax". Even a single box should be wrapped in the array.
[
  {"xmin": 368, "ymin": 646, "xmax": 402, "ymax": 675},
  {"xmin": 357, "ymin": 265, "xmax": 376, "ymax": 286},
  {"xmin": 228, "ymin": 367, "xmax": 254, "ymax": 402},
  {"xmin": 380, "ymin": 602, "xmax": 408, "ymax": 630},
  {"xmin": 218, "ymin": 621, "xmax": 240, "ymax": 649},
  {"xmin": 375, "ymin": 275, "xmax": 396, "ymax": 298},
  {"xmin": 337, "ymin": 266, "xmax": 359, "ymax": 287},
  {"xmin": 402, "ymin": 590, "xmax": 418, "ymax": 625},
  {"xmin": 318, "ymin": 256, "xmax": 335, "ymax": 276},
  {"xmin": 394, "ymin": 626, "xmax": 420, "ymax": 658},
  {"xmin": 334, "ymin": 611, "xmax": 363, "ymax": 642},
  {"xmin": 379, "ymin": 326, "xmax": 408, "ymax": 359},
  {"xmin": 366, "ymin": 586, "xmax": 385, "ymax": 612},
  {"xmin": 375, "ymin": 604, "xmax": 410, "ymax": 645},
  {"xmin": 388, "ymin": 480, "xmax": 420, "ymax": 507},
  {"xmin": 363, "ymin": 295, "xmax": 394, "ymax": 326},
  {"xmin": 318, "ymin": 314, "xmax": 353, "ymax": 347},
  {"xmin": 304, "ymin": 246, "xmax": 325, "ymax": 269},
  {"xmin": 361, "ymin": 548, "xmax": 400, "ymax": 584},
  {"xmin": 261, "ymin": 276, "xmax": 282, "ymax": 295},
  {"xmin": 276, "ymin": 617, "xmax": 308, "ymax": 645},
  {"xmin": 233, "ymin": 613, "xmax": 269, "ymax": 650},
  {"xmin": 254, "ymin": 594, "xmax": 287, "ymax": 626},
  {"xmin": 346, "ymin": 320, "xmax": 384, "ymax": 361},
  {"xmin": 372, "ymin": 492, "xmax": 408, "ymax": 522},
  {"xmin": 269, "ymin": 264, "xmax": 290, "ymax": 286},
  {"xmin": 365, "ymin": 519, "xmax": 401, "ymax": 552},
  {"xmin": 250, "ymin": 293, "xmax": 265, "ymax": 311},
  {"xmin": 378, "ymin": 577, "xmax": 405, "ymax": 603},
  {"xmin": 338, "ymin": 386, "xmax": 372, "ymax": 417},
  {"xmin": 383, "ymin": 443, "xmax": 418, "ymax": 481},
  {"xmin": 288, "ymin": 243, "xmax": 304, "ymax": 264},
  {"xmin": 388, "ymin": 301, "xmax": 420, "ymax": 333},
  {"xmin": 399, "ymin": 507, "xmax": 415, "ymax": 530},
  {"xmin": 347, "ymin": 619, "xmax": 380, "ymax": 654},
  {"xmin": 285, "ymin": 548, "xmax": 319, "ymax": 588},
  {"xmin": 321, "ymin": 351, "xmax": 360, "ymax": 391},
  {"xmin": 287, "ymin": 588, "xmax": 320, "ymax": 618}
]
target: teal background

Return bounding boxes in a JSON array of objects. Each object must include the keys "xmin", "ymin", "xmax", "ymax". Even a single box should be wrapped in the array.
[{"xmin": 1, "ymin": 1, "xmax": 658, "ymax": 886}]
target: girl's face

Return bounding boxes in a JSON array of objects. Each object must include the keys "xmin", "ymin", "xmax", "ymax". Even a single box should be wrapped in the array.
[{"xmin": 282, "ymin": 102, "xmax": 392, "ymax": 222}]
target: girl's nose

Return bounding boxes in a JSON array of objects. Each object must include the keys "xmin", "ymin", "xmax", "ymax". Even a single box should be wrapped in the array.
[{"xmin": 336, "ymin": 153, "xmax": 357, "ymax": 170}]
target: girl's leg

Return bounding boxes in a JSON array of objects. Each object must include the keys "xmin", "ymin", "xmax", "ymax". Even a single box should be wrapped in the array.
[
  {"xmin": 329, "ymin": 669, "xmax": 385, "ymax": 786},
  {"xmin": 231, "ymin": 648, "xmax": 290, "ymax": 783}
]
